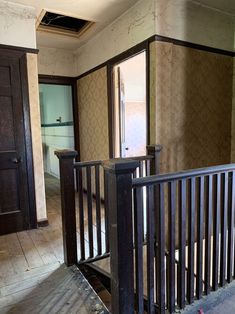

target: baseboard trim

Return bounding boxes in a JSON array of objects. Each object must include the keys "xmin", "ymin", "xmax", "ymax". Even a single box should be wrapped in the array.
[{"xmin": 37, "ymin": 219, "xmax": 49, "ymax": 227}]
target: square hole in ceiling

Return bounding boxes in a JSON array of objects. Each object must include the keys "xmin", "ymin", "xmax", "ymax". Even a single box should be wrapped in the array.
[{"xmin": 38, "ymin": 11, "xmax": 93, "ymax": 37}]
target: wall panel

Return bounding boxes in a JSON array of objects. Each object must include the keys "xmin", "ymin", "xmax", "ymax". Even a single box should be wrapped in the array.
[
  {"xmin": 150, "ymin": 41, "xmax": 233, "ymax": 173},
  {"xmin": 77, "ymin": 67, "xmax": 109, "ymax": 161}
]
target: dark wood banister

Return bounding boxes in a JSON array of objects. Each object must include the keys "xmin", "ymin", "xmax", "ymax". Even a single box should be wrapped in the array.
[
  {"xmin": 73, "ymin": 154, "xmax": 157, "ymax": 169},
  {"xmin": 133, "ymin": 163, "xmax": 235, "ymax": 187}
]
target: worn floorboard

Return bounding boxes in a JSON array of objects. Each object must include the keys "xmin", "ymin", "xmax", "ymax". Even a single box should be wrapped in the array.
[{"xmin": 0, "ymin": 173, "xmax": 108, "ymax": 314}]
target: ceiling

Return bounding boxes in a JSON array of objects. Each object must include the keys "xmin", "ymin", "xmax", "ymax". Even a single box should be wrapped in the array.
[
  {"xmin": 193, "ymin": 0, "xmax": 235, "ymax": 15},
  {"xmin": 11, "ymin": 0, "xmax": 235, "ymax": 50},
  {"xmin": 11, "ymin": 0, "xmax": 137, "ymax": 49}
]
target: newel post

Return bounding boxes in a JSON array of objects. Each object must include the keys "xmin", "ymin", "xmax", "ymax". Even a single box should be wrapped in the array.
[
  {"xmin": 103, "ymin": 159, "xmax": 139, "ymax": 314},
  {"xmin": 55, "ymin": 150, "xmax": 78, "ymax": 266},
  {"xmin": 147, "ymin": 144, "xmax": 163, "ymax": 175}
]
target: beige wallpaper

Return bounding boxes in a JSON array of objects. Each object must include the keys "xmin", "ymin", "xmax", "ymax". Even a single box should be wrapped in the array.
[
  {"xmin": 26, "ymin": 53, "xmax": 47, "ymax": 222},
  {"xmin": 231, "ymin": 58, "xmax": 235, "ymax": 162},
  {"xmin": 150, "ymin": 41, "xmax": 233, "ymax": 173},
  {"xmin": 77, "ymin": 67, "xmax": 109, "ymax": 161}
]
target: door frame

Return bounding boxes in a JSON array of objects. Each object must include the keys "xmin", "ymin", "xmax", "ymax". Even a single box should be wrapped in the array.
[
  {"xmin": 38, "ymin": 75, "xmax": 80, "ymax": 160},
  {"xmin": 107, "ymin": 41, "xmax": 150, "ymax": 158},
  {"xmin": 20, "ymin": 54, "xmax": 38, "ymax": 229}
]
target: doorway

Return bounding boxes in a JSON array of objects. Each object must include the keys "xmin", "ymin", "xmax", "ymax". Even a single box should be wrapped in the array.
[
  {"xmin": 39, "ymin": 84, "xmax": 74, "ymax": 177},
  {"xmin": 112, "ymin": 51, "xmax": 147, "ymax": 158},
  {"xmin": 38, "ymin": 76, "xmax": 79, "ymax": 219}
]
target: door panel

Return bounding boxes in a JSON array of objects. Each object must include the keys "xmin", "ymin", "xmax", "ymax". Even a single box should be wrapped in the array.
[
  {"xmin": 0, "ymin": 96, "xmax": 15, "ymax": 150},
  {"xmin": 0, "ymin": 52, "xmax": 32, "ymax": 235},
  {"xmin": 0, "ymin": 168, "xmax": 20, "ymax": 213}
]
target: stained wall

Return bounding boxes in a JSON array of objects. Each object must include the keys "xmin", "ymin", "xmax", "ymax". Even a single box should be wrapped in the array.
[
  {"xmin": 77, "ymin": 67, "xmax": 109, "ymax": 161},
  {"xmin": 26, "ymin": 53, "xmax": 47, "ymax": 222},
  {"xmin": 150, "ymin": 41, "xmax": 233, "ymax": 173},
  {"xmin": 37, "ymin": 46, "xmax": 76, "ymax": 77}
]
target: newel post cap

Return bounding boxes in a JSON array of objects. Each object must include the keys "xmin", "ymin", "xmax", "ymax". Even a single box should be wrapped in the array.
[
  {"xmin": 147, "ymin": 144, "xmax": 163, "ymax": 153},
  {"xmin": 102, "ymin": 158, "xmax": 139, "ymax": 174},
  {"xmin": 55, "ymin": 150, "xmax": 78, "ymax": 159}
]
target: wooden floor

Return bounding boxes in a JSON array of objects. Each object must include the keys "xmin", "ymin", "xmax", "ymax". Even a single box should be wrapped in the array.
[{"xmin": 0, "ymin": 174, "xmax": 108, "ymax": 314}]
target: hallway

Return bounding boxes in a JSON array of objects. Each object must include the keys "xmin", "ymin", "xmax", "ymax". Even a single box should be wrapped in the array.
[{"xmin": 0, "ymin": 174, "xmax": 107, "ymax": 314}]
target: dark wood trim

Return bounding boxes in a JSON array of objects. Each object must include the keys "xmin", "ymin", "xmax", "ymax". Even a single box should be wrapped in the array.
[
  {"xmin": 154, "ymin": 34, "xmax": 235, "ymax": 57},
  {"xmin": 107, "ymin": 41, "xmax": 150, "ymax": 158},
  {"xmin": 37, "ymin": 219, "xmax": 49, "ymax": 227},
  {"xmin": 38, "ymin": 74, "xmax": 80, "ymax": 161},
  {"xmin": 76, "ymin": 34, "xmax": 234, "ymax": 80},
  {"xmin": 145, "ymin": 42, "xmax": 151, "ymax": 146},
  {"xmin": 76, "ymin": 62, "xmax": 108, "ymax": 81},
  {"xmin": 41, "ymin": 121, "xmax": 73, "ymax": 127},
  {"xmin": 20, "ymin": 54, "xmax": 37, "ymax": 229},
  {"xmin": 39, "ymin": 74, "xmax": 76, "ymax": 85},
  {"xmin": 76, "ymin": 37, "xmax": 155, "ymax": 81},
  {"xmin": 72, "ymin": 79, "xmax": 80, "ymax": 162},
  {"xmin": 0, "ymin": 43, "xmax": 38, "ymax": 54},
  {"xmin": 108, "ymin": 39, "xmax": 153, "ymax": 67},
  {"xmin": 107, "ymin": 64, "xmax": 114, "ymax": 158}
]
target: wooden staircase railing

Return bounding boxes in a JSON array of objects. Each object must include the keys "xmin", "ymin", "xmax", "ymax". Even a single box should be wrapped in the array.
[
  {"xmin": 103, "ymin": 160, "xmax": 235, "ymax": 313},
  {"xmin": 55, "ymin": 145, "xmax": 162, "ymax": 267}
]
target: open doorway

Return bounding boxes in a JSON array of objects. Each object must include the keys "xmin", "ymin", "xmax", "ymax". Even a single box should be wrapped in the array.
[
  {"xmin": 40, "ymin": 84, "xmax": 74, "ymax": 177},
  {"xmin": 113, "ymin": 51, "xmax": 147, "ymax": 158},
  {"xmin": 38, "ymin": 76, "xmax": 78, "ymax": 220}
]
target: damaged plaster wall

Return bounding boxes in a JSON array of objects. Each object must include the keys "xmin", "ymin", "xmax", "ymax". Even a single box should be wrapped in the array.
[
  {"xmin": 0, "ymin": 0, "xmax": 36, "ymax": 48},
  {"xmin": 154, "ymin": 0, "xmax": 234, "ymax": 52},
  {"xmin": 75, "ymin": 0, "xmax": 155, "ymax": 76},
  {"xmin": 75, "ymin": 0, "xmax": 234, "ymax": 76},
  {"xmin": 37, "ymin": 46, "xmax": 77, "ymax": 77},
  {"xmin": 27, "ymin": 53, "xmax": 47, "ymax": 222}
]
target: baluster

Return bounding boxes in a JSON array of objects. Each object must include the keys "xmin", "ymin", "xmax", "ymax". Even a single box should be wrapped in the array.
[
  {"xmin": 168, "ymin": 181, "xmax": 176, "ymax": 313},
  {"xmin": 205, "ymin": 175, "xmax": 212, "ymax": 294},
  {"xmin": 95, "ymin": 165, "xmax": 102, "ymax": 255},
  {"xmin": 86, "ymin": 166, "xmax": 94, "ymax": 258},
  {"xmin": 212, "ymin": 173, "xmax": 221, "ymax": 291},
  {"xmin": 134, "ymin": 187, "xmax": 144, "ymax": 314},
  {"xmin": 156, "ymin": 183, "xmax": 165, "ymax": 313},
  {"xmin": 147, "ymin": 185, "xmax": 155, "ymax": 314},
  {"xmin": 220, "ymin": 172, "xmax": 228, "ymax": 286},
  {"xmin": 227, "ymin": 172, "xmax": 235, "ymax": 282},
  {"xmin": 104, "ymin": 169, "xmax": 110, "ymax": 253},
  {"xmin": 78, "ymin": 167, "xmax": 85, "ymax": 260},
  {"xmin": 178, "ymin": 179, "xmax": 186, "ymax": 309},
  {"xmin": 196, "ymin": 176, "xmax": 204, "ymax": 299},
  {"xmin": 187, "ymin": 177, "xmax": 195, "ymax": 303}
]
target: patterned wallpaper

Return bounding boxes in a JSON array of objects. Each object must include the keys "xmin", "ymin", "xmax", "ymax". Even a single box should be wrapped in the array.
[
  {"xmin": 150, "ymin": 41, "xmax": 233, "ymax": 173},
  {"xmin": 77, "ymin": 67, "xmax": 109, "ymax": 162},
  {"xmin": 231, "ymin": 58, "xmax": 235, "ymax": 162}
]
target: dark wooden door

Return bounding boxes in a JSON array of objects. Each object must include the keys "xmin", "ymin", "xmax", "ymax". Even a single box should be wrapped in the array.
[{"xmin": 0, "ymin": 49, "xmax": 36, "ymax": 235}]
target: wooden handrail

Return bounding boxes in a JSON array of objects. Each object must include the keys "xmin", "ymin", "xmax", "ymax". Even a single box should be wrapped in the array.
[
  {"xmin": 73, "ymin": 154, "xmax": 155, "ymax": 169},
  {"xmin": 133, "ymin": 163, "xmax": 235, "ymax": 187}
]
